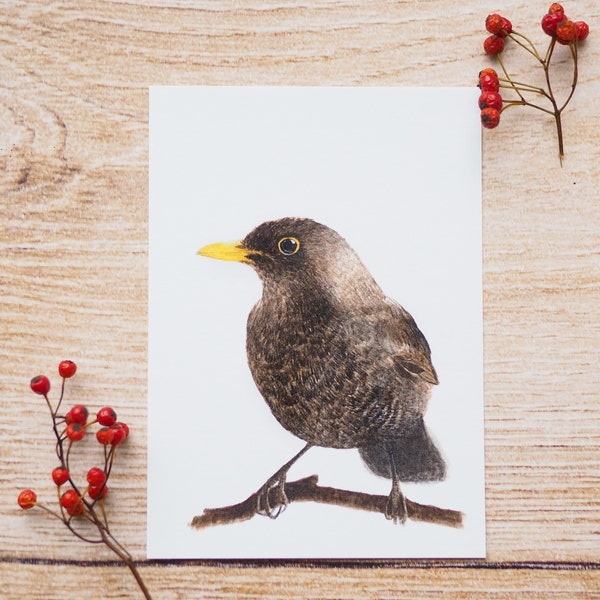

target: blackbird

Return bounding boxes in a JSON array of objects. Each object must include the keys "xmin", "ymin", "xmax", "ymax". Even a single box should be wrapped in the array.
[{"xmin": 198, "ymin": 217, "xmax": 446, "ymax": 522}]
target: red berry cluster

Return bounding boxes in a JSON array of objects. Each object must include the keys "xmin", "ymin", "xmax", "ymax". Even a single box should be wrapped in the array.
[
  {"xmin": 22, "ymin": 362, "xmax": 129, "ymax": 512},
  {"xmin": 478, "ymin": 4, "xmax": 589, "ymax": 161},
  {"xmin": 18, "ymin": 361, "xmax": 151, "ymax": 599},
  {"xmin": 541, "ymin": 4, "xmax": 589, "ymax": 44},
  {"xmin": 478, "ymin": 68, "xmax": 502, "ymax": 129},
  {"xmin": 484, "ymin": 13, "xmax": 512, "ymax": 55}
]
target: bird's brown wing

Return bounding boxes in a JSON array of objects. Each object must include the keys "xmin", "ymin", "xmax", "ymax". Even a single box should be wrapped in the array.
[{"xmin": 376, "ymin": 299, "xmax": 439, "ymax": 385}]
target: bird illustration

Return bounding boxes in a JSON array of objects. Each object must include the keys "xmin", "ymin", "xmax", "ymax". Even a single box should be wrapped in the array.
[{"xmin": 198, "ymin": 217, "xmax": 446, "ymax": 523}]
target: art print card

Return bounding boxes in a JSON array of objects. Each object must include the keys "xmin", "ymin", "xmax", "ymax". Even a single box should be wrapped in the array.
[{"xmin": 148, "ymin": 86, "xmax": 485, "ymax": 559}]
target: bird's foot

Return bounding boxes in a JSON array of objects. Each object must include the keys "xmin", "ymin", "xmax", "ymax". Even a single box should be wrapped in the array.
[
  {"xmin": 256, "ymin": 473, "xmax": 289, "ymax": 519},
  {"xmin": 385, "ymin": 485, "xmax": 408, "ymax": 525},
  {"xmin": 254, "ymin": 444, "xmax": 312, "ymax": 519}
]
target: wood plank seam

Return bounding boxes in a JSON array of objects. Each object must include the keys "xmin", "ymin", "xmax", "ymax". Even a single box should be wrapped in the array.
[{"xmin": 3, "ymin": 558, "xmax": 599, "ymax": 571}]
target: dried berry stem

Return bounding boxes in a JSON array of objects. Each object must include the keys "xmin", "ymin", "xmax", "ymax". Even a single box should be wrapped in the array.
[
  {"xmin": 99, "ymin": 533, "xmax": 152, "ymax": 600},
  {"xmin": 47, "ymin": 499, "xmax": 152, "ymax": 600},
  {"xmin": 496, "ymin": 54, "xmax": 553, "ymax": 115},
  {"xmin": 560, "ymin": 42, "xmax": 579, "ymax": 112},
  {"xmin": 497, "ymin": 34, "xmax": 580, "ymax": 161},
  {"xmin": 500, "ymin": 80, "xmax": 547, "ymax": 95},
  {"xmin": 509, "ymin": 31, "xmax": 543, "ymax": 60},
  {"xmin": 21, "ymin": 364, "xmax": 152, "ymax": 599},
  {"xmin": 542, "ymin": 38, "xmax": 579, "ymax": 161},
  {"xmin": 478, "ymin": 7, "xmax": 588, "ymax": 163}
]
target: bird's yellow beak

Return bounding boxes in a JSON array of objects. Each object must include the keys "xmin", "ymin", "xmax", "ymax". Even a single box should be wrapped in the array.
[{"xmin": 197, "ymin": 240, "xmax": 253, "ymax": 264}]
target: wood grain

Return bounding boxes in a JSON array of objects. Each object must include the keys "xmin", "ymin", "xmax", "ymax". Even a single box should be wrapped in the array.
[
  {"xmin": 1, "ymin": 561, "xmax": 600, "ymax": 600},
  {"xmin": 1, "ymin": 0, "xmax": 599, "ymax": 597}
]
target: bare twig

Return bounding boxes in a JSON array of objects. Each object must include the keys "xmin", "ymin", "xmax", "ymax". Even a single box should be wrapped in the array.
[{"xmin": 191, "ymin": 475, "xmax": 463, "ymax": 529}]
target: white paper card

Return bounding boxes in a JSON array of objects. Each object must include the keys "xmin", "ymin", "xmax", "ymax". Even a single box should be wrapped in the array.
[{"xmin": 148, "ymin": 86, "xmax": 485, "ymax": 559}]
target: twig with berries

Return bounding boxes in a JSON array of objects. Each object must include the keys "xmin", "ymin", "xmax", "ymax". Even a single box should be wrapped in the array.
[
  {"xmin": 18, "ymin": 361, "xmax": 152, "ymax": 600},
  {"xmin": 478, "ymin": 4, "xmax": 589, "ymax": 162}
]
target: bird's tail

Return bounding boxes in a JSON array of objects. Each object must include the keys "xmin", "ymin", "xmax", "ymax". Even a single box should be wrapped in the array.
[{"xmin": 358, "ymin": 417, "xmax": 446, "ymax": 483}]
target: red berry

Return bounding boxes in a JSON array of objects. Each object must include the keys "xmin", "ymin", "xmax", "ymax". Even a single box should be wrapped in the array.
[
  {"xmin": 541, "ymin": 13, "xmax": 563, "ymax": 36},
  {"xmin": 556, "ymin": 19, "xmax": 578, "ymax": 44},
  {"xmin": 18, "ymin": 489, "xmax": 37, "ymax": 509},
  {"xmin": 96, "ymin": 406, "xmax": 117, "ymax": 427},
  {"xmin": 478, "ymin": 69, "xmax": 500, "ymax": 92},
  {"xmin": 65, "ymin": 422, "xmax": 86, "ymax": 442},
  {"xmin": 500, "ymin": 17, "xmax": 512, "ymax": 36},
  {"xmin": 110, "ymin": 422, "xmax": 128, "ymax": 445},
  {"xmin": 480, "ymin": 107, "xmax": 501, "ymax": 129},
  {"xmin": 52, "ymin": 467, "xmax": 70, "ymax": 486},
  {"xmin": 60, "ymin": 489, "xmax": 85, "ymax": 516},
  {"xmin": 479, "ymin": 67, "xmax": 498, "ymax": 78},
  {"xmin": 483, "ymin": 35, "xmax": 505, "ymax": 55},
  {"xmin": 88, "ymin": 484, "xmax": 108, "ymax": 500},
  {"xmin": 485, "ymin": 13, "xmax": 504, "ymax": 35},
  {"xmin": 96, "ymin": 427, "xmax": 115, "ymax": 445},
  {"xmin": 485, "ymin": 14, "xmax": 511, "ymax": 37},
  {"xmin": 116, "ymin": 421, "xmax": 129, "ymax": 438},
  {"xmin": 65, "ymin": 404, "xmax": 88, "ymax": 425},
  {"xmin": 58, "ymin": 360, "xmax": 77, "ymax": 378},
  {"xmin": 548, "ymin": 3, "xmax": 564, "ymax": 16},
  {"xmin": 30, "ymin": 375, "xmax": 51, "ymax": 396},
  {"xmin": 478, "ymin": 91, "xmax": 503, "ymax": 111},
  {"xmin": 87, "ymin": 467, "xmax": 107, "ymax": 488},
  {"xmin": 575, "ymin": 21, "xmax": 589, "ymax": 42}
]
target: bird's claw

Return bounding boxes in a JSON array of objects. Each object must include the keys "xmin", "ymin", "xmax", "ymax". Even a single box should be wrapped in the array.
[
  {"xmin": 256, "ymin": 474, "xmax": 289, "ymax": 519},
  {"xmin": 385, "ymin": 485, "xmax": 408, "ymax": 524},
  {"xmin": 254, "ymin": 444, "xmax": 312, "ymax": 519}
]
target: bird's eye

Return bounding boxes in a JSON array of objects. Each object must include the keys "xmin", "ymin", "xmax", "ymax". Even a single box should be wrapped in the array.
[{"xmin": 277, "ymin": 237, "xmax": 300, "ymax": 256}]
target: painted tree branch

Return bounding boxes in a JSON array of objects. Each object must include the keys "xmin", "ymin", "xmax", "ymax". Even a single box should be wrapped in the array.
[{"xmin": 191, "ymin": 475, "xmax": 463, "ymax": 529}]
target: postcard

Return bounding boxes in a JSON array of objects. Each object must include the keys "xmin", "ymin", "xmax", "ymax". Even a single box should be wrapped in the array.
[{"xmin": 147, "ymin": 86, "xmax": 485, "ymax": 559}]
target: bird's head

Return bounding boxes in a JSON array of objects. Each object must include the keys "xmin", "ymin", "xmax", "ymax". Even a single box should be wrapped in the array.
[{"xmin": 197, "ymin": 217, "xmax": 383, "ymax": 304}]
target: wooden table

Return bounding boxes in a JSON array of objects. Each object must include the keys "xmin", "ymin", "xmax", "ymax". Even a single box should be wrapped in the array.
[{"xmin": 1, "ymin": 1, "xmax": 598, "ymax": 597}]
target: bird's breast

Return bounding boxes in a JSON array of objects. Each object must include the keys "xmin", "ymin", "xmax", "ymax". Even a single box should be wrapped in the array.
[{"xmin": 246, "ymin": 297, "xmax": 431, "ymax": 449}]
